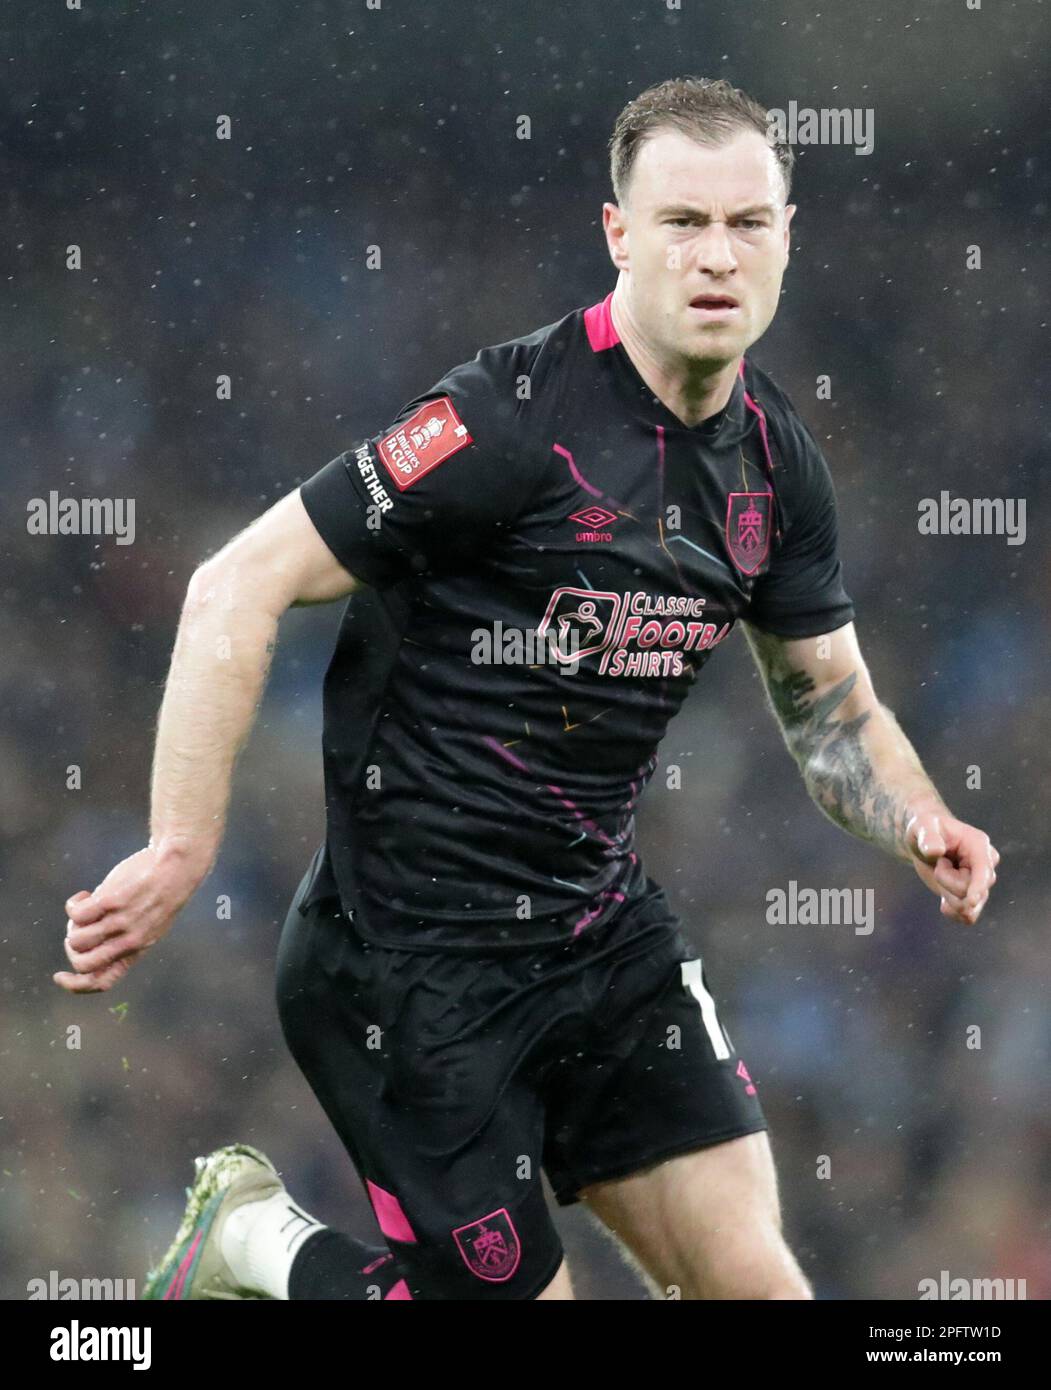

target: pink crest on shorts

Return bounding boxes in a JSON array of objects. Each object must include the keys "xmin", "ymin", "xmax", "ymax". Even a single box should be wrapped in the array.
[{"xmin": 451, "ymin": 1208, "xmax": 521, "ymax": 1282}]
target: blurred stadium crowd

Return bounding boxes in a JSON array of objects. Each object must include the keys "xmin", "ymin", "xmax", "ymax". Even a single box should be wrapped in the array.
[{"xmin": 2, "ymin": 2, "xmax": 1047, "ymax": 1298}]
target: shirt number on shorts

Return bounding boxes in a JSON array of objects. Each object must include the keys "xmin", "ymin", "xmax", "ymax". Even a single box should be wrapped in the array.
[{"xmin": 680, "ymin": 959, "xmax": 732, "ymax": 1060}]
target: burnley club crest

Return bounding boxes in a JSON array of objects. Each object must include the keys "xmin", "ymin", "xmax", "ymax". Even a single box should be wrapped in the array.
[
  {"xmin": 725, "ymin": 491, "xmax": 773, "ymax": 575},
  {"xmin": 452, "ymin": 1208, "xmax": 521, "ymax": 1282}
]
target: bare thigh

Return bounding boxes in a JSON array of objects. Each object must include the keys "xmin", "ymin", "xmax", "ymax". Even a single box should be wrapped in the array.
[
  {"xmin": 579, "ymin": 1131, "xmax": 812, "ymax": 1300},
  {"xmin": 535, "ymin": 1258, "xmax": 574, "ymax": 1299}
]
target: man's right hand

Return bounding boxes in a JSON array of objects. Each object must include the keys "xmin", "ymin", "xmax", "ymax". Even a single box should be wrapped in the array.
[
  {"xmin": 54, "ymin": 490, "xmax": 360, "ymax": 997},
  {"xmin": 55, "ymin": 840, "xmax": 213, "ymax": 994}
]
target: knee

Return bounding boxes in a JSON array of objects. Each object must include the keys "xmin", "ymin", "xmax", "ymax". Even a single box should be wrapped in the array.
[
  {"xmin": 758, "ymin": 1267, "xmax": 814, "ymax": 1300},
  {"xmin": 534, "ymin": 1259, "xmax": 575, "ymax": 1300},
  {"xmin": 682, "ymin": 1264, "xmax": 812, "ymax": 1300},
  {"xmin": 681, "ymin": 1223, "xmax": 813, "ymax": 1300}
]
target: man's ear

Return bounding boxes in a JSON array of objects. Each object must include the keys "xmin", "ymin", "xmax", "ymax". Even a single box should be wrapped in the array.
[{"xmin": 603, "ymin": 201, "xmax": 630, "ymax": 271}]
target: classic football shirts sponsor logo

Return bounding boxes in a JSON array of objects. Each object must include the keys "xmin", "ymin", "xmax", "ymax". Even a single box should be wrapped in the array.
[
  {"xmin": 537, "ymin": 587, "xmax": 732, "ymax": 678},
  {"xmin": 376, "ymin": 395, "xmax": 473, "ymax": 490}
]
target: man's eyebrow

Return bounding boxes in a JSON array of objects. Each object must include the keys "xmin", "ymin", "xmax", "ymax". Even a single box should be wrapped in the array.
[{"xmin": 655, "ymin": 202, "xmax": 778, "ymax": 219}]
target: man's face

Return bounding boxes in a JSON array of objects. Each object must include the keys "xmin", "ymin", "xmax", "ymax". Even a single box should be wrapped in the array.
[{"xmin": 604, "ymin": 127, "xmax": 795, "ymax": 365}]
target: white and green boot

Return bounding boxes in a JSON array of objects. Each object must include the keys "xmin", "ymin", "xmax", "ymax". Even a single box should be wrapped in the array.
[{"xmin": 143, "ymin": 1143, "xmax": 284, "ymax": 1300}]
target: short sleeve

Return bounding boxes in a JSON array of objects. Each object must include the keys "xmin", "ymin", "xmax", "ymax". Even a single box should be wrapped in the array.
[
  {"xmin": 747, "ymin": 411, "xmax": 855, "ymax": 639},
  {"xmin": 299, "ymin": 343, "xmax": 541, "ymax": 591}
]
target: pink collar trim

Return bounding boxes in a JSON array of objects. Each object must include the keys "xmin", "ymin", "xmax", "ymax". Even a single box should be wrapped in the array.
[
  {"xmin": 584, "ymin": 291, "xmax": 620, "ymax": 351},
  {"xmin": 586, "ymin": 294, "xmax": 752, "ymax": 386}
]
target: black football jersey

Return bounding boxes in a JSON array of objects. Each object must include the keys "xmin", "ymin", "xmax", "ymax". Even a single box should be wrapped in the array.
[{"xmin": 297, "ymin": 293, "xmax": 855, "ymax": 951}]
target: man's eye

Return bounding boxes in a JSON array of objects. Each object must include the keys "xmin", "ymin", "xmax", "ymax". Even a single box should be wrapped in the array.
[{"xmin": 737, "ymin": 219, "xmax": 764, "ymax": 231}]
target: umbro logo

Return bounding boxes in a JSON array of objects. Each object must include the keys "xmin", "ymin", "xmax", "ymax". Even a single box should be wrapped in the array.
[{"xmin": 569, "ymin": 506, "xmax": 617, "ymax": 543}]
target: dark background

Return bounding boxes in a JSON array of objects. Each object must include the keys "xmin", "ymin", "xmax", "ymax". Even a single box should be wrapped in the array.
[{"xmin": 2, "ymin": 0, "xmax": 1048, "ymax": 1299}]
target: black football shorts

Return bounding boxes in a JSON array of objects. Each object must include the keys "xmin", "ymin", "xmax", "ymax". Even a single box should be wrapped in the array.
[{"xmin": 275, "ymin": 865, "xmax": 767, "ymax": 1300}]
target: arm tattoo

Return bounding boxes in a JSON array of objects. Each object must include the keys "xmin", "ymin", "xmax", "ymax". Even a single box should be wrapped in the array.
[{"xmin": 752, "ymin": 635, "xmax": 909, "ymax": 856}]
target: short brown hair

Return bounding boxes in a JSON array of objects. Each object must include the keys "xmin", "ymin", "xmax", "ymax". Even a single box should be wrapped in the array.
[{"xmin": 609, "ymin": 76, "xmax": 794, "ymax": 205}]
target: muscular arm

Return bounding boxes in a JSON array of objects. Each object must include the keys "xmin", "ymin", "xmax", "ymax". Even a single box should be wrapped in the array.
[
  {"xmin": 56, "ymin": 488, "xmax": 359, "ymax": 992},
  {"xmin": 742, "ymin": 620, "xmax": 999, "ymax": 924},
  {"xmin": 742, "ymin": 621, "xmax": 947, "ymax": 862},
  {"xmin": 149, "ymin": 488, "xmax": 360, "ymax": 874}
]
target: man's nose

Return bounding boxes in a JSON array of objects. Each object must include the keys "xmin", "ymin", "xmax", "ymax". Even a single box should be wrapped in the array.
[{"xmin": 693, "ymin": 221, "xmax": 738, "ymax": 276}]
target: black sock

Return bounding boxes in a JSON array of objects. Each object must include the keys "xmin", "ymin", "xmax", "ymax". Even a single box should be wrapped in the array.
[{"xmin": 288, "ymin": 1228, "xmax": 410, "ymax": 1300}]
